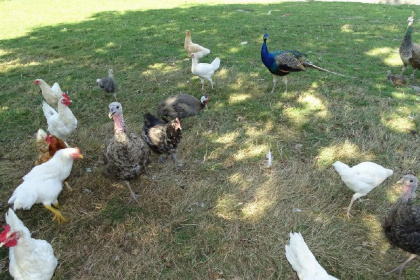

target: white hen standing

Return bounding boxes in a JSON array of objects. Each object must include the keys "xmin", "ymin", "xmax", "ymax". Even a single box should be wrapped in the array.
[
  {"xmin": 42, "ymin": 93, "xmax": 77, "ymax": 141},
  {"xmin": 8, "ymin": 147, "xmax": 83, "ymax": 223},
  {"xmin": 285, "ymin": 232, "xmax": 338, "ymax": 280},
  {"xmin": 34, "ymin": 79, "xmax": 62, "ymax": 108},
  {"xmin": 0, "ymin": 209, "xmax": 58, "ymax": 280},
  {"xmin": 332, "ymin": 161, "xmax": 393, "ymax": 218},
  {"xmin": 184, "ymin": 30, "xmax": 211, "ymax": 59},
  {"xmin": 190, "ymin": 53, "xmax": 220, "ymax": 89}
]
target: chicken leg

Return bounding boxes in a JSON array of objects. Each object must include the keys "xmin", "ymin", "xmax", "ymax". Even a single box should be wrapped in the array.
[
  {"xmin": 171, "ymin": 153, "xmax": 184, "ymax": 168},
  {"xmin": 123, "ymin": 180, "xmax": 140, "ymax": 204},
  {"xmin": 384, "ymin": 253, "xmax": 417, "ymax": 278},
  {"xmin": 44, "ymin": 204, "xmax": 67, "ymax": 223}
]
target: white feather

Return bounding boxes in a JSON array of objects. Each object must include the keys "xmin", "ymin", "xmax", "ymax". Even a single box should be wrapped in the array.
[
  {"xmin": 5, "ymin": 209, "xmax": 58, "ymax": 280},
  {"xmin": 266, "ymin": 150, "xmax": 273, "ymax": 168},
  {"xmin": 285, "ymin": 232, "xmax": 339, "ymax": 280},
  {"xmin": 42, "ymin": 95, "xmax": 77, "ymax": 140},
  {"xmin": 8, "ymin": 148, "xmax": 80, "ymax": 211}
]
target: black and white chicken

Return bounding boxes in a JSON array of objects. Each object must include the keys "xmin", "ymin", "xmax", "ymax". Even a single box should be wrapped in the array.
[{"xmin": 141, "ymin": 113, "xmax": 182, "ymax": 167}]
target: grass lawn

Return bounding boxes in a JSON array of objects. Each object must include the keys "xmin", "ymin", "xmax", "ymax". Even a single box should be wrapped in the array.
[{"xmin": 1, "ymin": 0, "xmax": 420, "ymax": 279}]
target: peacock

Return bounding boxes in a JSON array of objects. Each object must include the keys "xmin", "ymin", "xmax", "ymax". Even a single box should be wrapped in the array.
[
  {"xmin": 399, "ymin": 13, "xmax": 420, "ymax": 78},
  {"xmin": 261, "ymin": 33, "xmax": 347, "ymax": 93}
]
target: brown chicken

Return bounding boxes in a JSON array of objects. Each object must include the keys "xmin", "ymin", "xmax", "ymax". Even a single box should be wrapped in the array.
[
  {"xmin": 35, "ymin": 129, "xmax": 67, "ymax": 165},
  {"xmin": 184, "ymin": 30, "xmax": 211, "ymax": 59},
  {"xmin": 35, "ymin": 128, "xmax": 71, "ymax": 190}
]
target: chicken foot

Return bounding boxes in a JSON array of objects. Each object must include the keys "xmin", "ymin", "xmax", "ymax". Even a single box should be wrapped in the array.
[
  {"xmin": 171, "ymin": 153, "xmax": 184, "ymax": 168},
  {"xmin": 123, "ymin": 180, "xmax": 140, "ymax": 204},
  {"xmin": 44, "ymin": 204, "xmax": 67, "ymax": 224},
  {"xmin": 384, "ymin": 253, "xmax": 417, "ymax": 278}
]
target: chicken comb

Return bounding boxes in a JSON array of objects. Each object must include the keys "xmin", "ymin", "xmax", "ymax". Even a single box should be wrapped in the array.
[
  {"xmin": 0, "ymin": 225, "xmax": 11, "ymax": 242},
  {"xmin": 62, "ymin": 92, "xmax": 71, "ymax": 101},
  {"xmin": 46, "ymin": 133, "xmax": 52, "ymax": 144}
]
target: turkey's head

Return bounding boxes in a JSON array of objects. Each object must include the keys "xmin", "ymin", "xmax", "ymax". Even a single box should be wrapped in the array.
[
  {"xmin": 108, "ymin": 102, "xmax": 123, "ymax": 118},
  {"xmin": 0, "ymin": 225, "xmax": 20, "ymax": 248},
  {"xmin": 60, "ymin": 93, "xmax": 72, "ymax": 106},
  {"xmin": 33, "ymin": 79, "xmax": 41, "ymax": 85},
  {"xmin": 200, "ymin": 95, "xmax": 210, "ymax": 105},
  {"xmin": 398, "ymin": 174, "xmax": 418, "ymax": 200}
]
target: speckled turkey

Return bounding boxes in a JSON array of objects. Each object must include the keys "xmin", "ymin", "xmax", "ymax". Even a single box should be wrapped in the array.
[
  {"xmin": 141, "ymin": 113, "xmax": 182, "ymax": 166},
  {"xmin": 382, "ymin": 174, "xmax": 420, "ymax": 278},
  {"xmin": 157, "ymin": 94, "xmax": 210, "ymax": 119},
  {"xmin": 104, "ymin": 102, "xmax": 151, "ymax": 203}
]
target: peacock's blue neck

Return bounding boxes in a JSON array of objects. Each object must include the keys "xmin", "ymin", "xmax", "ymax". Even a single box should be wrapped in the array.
[{"xmin": 261, "ymin": 40, "xmax": 274, "ymax": 68}]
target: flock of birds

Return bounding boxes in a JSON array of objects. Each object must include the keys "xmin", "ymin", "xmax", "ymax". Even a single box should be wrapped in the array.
[{"xmin": 1, "ymin": 12, "xmax": 420, "ymax": 280}]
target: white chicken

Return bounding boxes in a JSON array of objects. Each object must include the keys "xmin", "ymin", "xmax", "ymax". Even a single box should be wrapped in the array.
[
  {"xmin": 285, "ymin": 232, "xmax": 338, "ymax": 280},
  {"xmin": 8, "ymin": 147, "xmax": 83, "ymax": 223},
  {"xmin": 34, "ymin": 79, "xmax": 62, "ymax": 108},
  {"xmin": 190, "ymin": 53, "xmax": 220, "ymax": 89},
  {"xmin": 0, "ymin": 209, "xmax": 58, "ymax": 280},
  {"xmin": 42, "ymin": 93, "xmax": 77, "ymax": 141},
  {"xmin": 184, "ymin": 30, "xmax": 211, "ymax": 59},
  {"xmin": 332, "ymin": 161, "xmax": 393, "ymax": 218}
]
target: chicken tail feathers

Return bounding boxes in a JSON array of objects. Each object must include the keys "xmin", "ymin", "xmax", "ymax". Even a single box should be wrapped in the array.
[
  {"xmin": 51, "ymin": 82, "xmax": 62, "ymax": 94},
  {"xmin": 42, "ymin": 101, "xmax": 56, "ymax": 118},
  {"xmin": 8, "ymin": 188, "xmax": 37, "ymax": 210},
  {"xmin": 211, "ymin": 57, "xmax": 221, "ymax": 71},
  {"xmin": 36, "ymin": 128, "xmax": 47, "ymax": 141},
  {"xmin": 143, "ymin": 113, "xmax": 164, "ymax": 127}
]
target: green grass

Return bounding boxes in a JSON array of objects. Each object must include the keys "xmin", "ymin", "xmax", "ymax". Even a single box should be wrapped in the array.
[{"xmin": 1, "ymin": 0, "xmax": 420, "ymax": 279}]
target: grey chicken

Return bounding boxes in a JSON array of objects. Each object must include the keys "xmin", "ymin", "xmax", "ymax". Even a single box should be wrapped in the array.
[
  {"xmin": 96, "ymin": 69, "xmax": 117, "ymax": 100},
  {"xmin": 382, "ymin": 174, "xmax": 420, "ymax": 278},
  {"xmin": 104, "ymin": 102, "xmax": 151, "ymax": 203},
  {"xmin": 157, "ymin": 94, "xmax": 210, "ymax": 119},
  {"xmin": 141, "ymin": 113, "xmax": 182, "ymax": 166},
  {"xmin": 400, "ymin": 13, "xmax": 420, "ymax": 78}
]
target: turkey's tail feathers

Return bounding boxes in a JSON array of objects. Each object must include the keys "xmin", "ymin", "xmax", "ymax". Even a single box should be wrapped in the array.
[
  {"xmin": 42, "ymin": 101, "xmax": 57, "ymax": 118},
  {"xmin": 305, "ymin": 61, "xmax": 353, "ymax": 78},
  {"xmin": 211, "ymin": 57, "xmax": 221, "ymax": 71}
]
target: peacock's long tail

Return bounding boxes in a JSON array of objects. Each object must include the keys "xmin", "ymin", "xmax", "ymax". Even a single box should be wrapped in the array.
[{"xmin": 305, "ymin": 61, "xmax": 353, "ymax": 78}]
